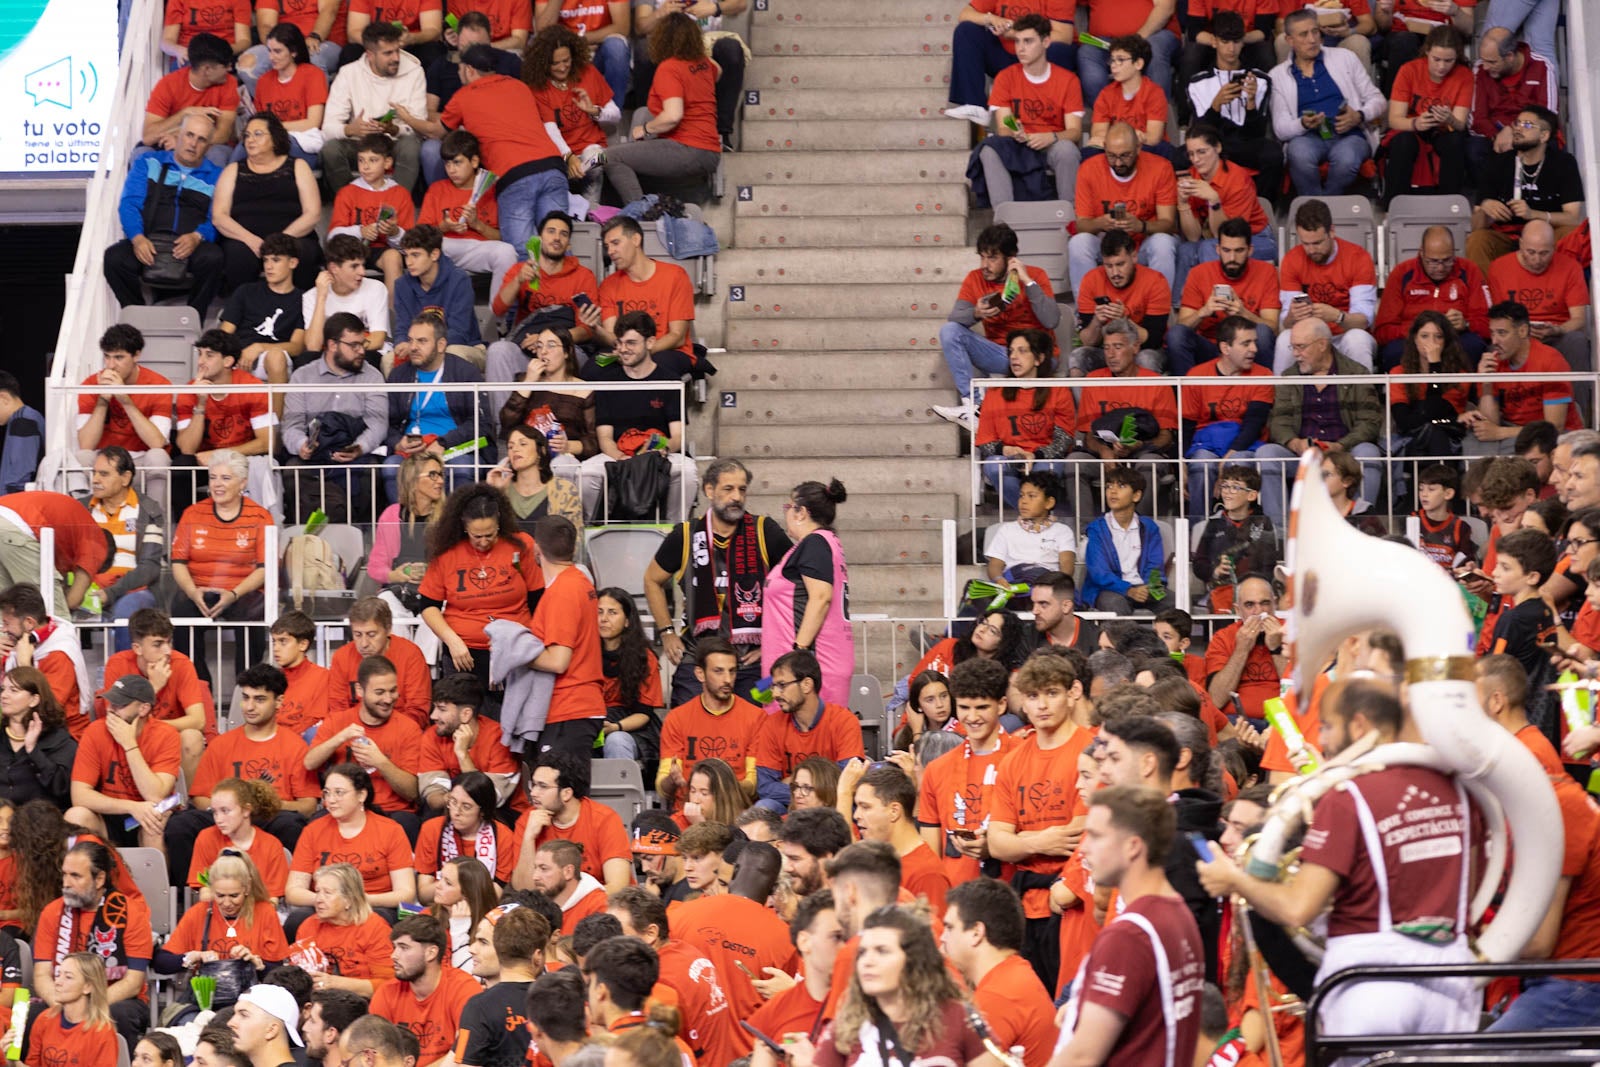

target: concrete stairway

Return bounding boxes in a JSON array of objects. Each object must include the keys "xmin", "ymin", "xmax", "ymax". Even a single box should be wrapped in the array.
[{"xmin": 702, "ymin": 0, "xmax": 975, "ymax": 677}]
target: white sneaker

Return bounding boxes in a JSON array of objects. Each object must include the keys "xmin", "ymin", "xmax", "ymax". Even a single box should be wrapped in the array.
[
  {"xmin": 933, "ymin": 401, "xmax": 977, "ymax": 430},
  {"xmin": 941, "ymin": 104, "xmax": 991, "ymax": 126}
]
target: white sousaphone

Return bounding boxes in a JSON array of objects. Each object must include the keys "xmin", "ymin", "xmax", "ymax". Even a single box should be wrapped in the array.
[{"xmin": 1240, "ymin": 449, "xmax": 1563, "ymax": 970}]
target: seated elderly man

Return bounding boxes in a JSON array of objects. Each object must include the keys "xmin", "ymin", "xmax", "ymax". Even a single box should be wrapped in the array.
[{"xmin": 1268, "ymin": 8, "xmax": 1385, "ymax": 197}]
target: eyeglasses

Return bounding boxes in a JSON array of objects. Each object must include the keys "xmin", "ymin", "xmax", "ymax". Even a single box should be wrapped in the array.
[
  {"xmin": 791, "ymin": 782, "xmax": 815, "ymax": 797},
  {"xmin": 445, "ymin": 797, "xmax": 479, "ymax": 811},
  {"xmin": 1513, "ymin": 119, "xmax": 1543, "ymax": 130},
  {"xmin": 334, "ymin": 338, "xmax": 366, "ymax": 351},
  {"xmin": 771, "ymin": 678, "xmax": 801, "ymax": 691},
  {"xmin": 1570, "ymin": 536, "xmax": 1600, "ymax": 549},
  {"xmin": 420, "ymin": 470, "xmax": 445, "ymax": 480},
  {"xmin": 1217, "ymin": 482, "xmax": 1251, "ymax": 493},
  {"xmin": 322, "ymin": 787, "xmax": 353, "ymax": 799}
]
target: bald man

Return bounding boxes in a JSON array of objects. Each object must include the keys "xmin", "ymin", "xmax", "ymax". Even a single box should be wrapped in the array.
[
  {"xmin": 1373, "ymin": 226, "xmax": 1491, "ymax": 369},
  {"xmin": 1487, "ymin": 219, "xmax": 1592, "ymax": 391},
  {"xmin": 1468, "ymin": 27, "xmax": 1558, "ymax": 176},
  {"xmin": 1467, "ymin": 105, "xmax": 1583, "ymax": 274}
]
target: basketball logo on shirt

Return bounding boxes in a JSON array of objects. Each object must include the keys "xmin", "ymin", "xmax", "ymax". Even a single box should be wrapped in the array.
[
  {"xmin": 241, "ymin": 756, "xmax": 277, "ymax": 782},
  {"xmin": 404, "ymin": 1021, "xmax": 442, "ymax": 1052},
  {"xmin": 1013, "ymin": 411, "xmax": 1053, "ymax": 439},
  {"xmin": 688, "ymin": 735, "xmax": 731, "ymax": 762},
  {"xmin": 40, "ymin": 1050, "xmax": 68, "ymax": 1067}
]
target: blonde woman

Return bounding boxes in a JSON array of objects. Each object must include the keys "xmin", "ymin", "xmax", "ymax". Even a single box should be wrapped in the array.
[
  {"xmin": 162, "ymin": 851, "xmax": 288, "ymax": 977},
  {"xmin": 6, "ymin": 952, "xmax": 116, "ymax": 1067},
  {"xmin": 289, "ymin": 862, "xmax": 396, "ymax": 997},
  {"xmin": 370, "ymin": 452, "xmax": 446, "ymax": 592}
]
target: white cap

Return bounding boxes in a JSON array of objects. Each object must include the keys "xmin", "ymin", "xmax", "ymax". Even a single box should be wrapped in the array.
[{"xmin": 237, "ymin": 985, "xmax": 304, "ymax": 1047}]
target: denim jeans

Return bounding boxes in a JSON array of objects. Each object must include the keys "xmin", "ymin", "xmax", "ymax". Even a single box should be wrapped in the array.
[
  {"xmin": 602, "ymin": 729, "xmax": 639, "ymax": 760},
  {"xmin": 238, "ymin": 41, "xmax": 342, "ymax": 94},
  {"xmin": 1285, "ymin": 129, "xmax": 1370, "ymax": 196},
  {"xmin": 948, "ymin": 21, "xmax": 1079, "ymax": 106},
  {"xmin": 592, "ymin": 36, "xmax": 632, "ymax": 109},
  {"xmin": 108, "ymin": 588, "xmax": 159, "ymax": 653},
  {"xmin": 939, "ymin": 323, "xmax": 1011, "ymax": 401},
  {"xmin": 1257, "ymin": 441, "xmax": 1381, "ymax": 528},
  {"xmin": 498, "ymin": 169, "xmax": 571, "ymax": 256},
  {"xmin": 1078, "ymin": 30, "xmax": 1179, "ymax": 107},
  {"xmin": 1489, "ymin": 977, "xmax": 1600, "ymax": 1032}
]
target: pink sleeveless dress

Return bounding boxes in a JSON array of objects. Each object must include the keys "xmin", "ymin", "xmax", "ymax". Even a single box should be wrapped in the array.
[{"xmin": 761, "ymin": 529, "xmax": 855, "ymax": 708}]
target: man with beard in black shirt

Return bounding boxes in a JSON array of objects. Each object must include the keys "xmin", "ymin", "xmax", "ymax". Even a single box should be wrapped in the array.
[{"xmin": 455, "ymin": 906, "xmax": 551, "ymax": 1067}]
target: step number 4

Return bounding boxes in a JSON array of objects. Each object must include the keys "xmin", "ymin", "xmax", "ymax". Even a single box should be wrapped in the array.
[
  {"xmin": 729, "ymin": 285, "xmax": 746, "ymax": 301},
  {"xmin": 737, "ymin": 185, "xmax": 753, "ymax": 201}
]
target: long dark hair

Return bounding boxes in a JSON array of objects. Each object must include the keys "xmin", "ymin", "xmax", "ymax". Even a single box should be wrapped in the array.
[
  {"xmin": 523, "ymin": 24, "xmax": 592, "ymax": 88},
  {"xmin": 428, "ymin": 484, "xmax": 523, "ymax": 559},
  {"xmin": 1399, "ymin": 310, "xmax": 1471, "ymax": 405},
  {"xmin": 597, "ymin": 586, "xmax": 650, "ymax": 708},
  {"xmin": 957, "ymin": 610, "xmax": 1030, "ymax": 670},
  {"xmin": 649, "ymin": 11, "xmax": 707, "ymax": 64},
  {"xmin": 1001, "ymin": 327, "xmax": 1057, "ymax": 411},
  {"xmin": 267, "ymin": 22, "xmax": 310, "ymax": 65},
  {"xmin": 505, "ymin": 424, "xmax": 554, "ymax": 482}
]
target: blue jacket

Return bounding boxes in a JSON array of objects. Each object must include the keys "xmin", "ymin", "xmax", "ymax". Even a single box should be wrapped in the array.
[
  {"xmin": 385, "ymin": 352, "xmax": 496, "ymax": 460},
  {"xmin": 1081, "ymin": 512, "xmax": 1165, "ymax": 606},
  {"xmin": 117, "ymin": 151, "xmax": 221, "ymax": 241},
  {"xmin": 0, "ymin": 404, "xmax": 44, "ymax": 495},
  {"xmin": 394, "ymin": 252, "xmax": 482, "ymax": 346}
]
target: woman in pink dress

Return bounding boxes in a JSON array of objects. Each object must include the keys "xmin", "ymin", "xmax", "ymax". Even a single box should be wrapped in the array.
[{"xmin": 762, "ymin": 479, "xmax": 855, "ymax": 708}]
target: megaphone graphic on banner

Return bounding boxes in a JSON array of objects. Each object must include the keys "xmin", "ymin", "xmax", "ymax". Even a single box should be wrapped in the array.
[{"xmin": 26, "ymin": 57, "xmax": 73, "ymax": 108}]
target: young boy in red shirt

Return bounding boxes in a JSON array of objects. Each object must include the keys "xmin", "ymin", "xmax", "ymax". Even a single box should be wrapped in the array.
[{"xmin": 328, "ymin": 133, "xmax": 413, "ymax": 299}]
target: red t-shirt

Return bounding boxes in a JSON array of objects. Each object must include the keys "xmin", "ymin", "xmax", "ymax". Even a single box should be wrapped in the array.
[
  {"xmin": 279, "ymin": 658, "xmax": 331, "ymax": 735},
  {"xmin": 331, "ymin": 180, "xmax": 417, "ymax": 251},
  {"xmin": 371, "ymin": 965, "xmax": 483, "ymax": 1064},
  {"xmin": 1178, "ymin": 258, "xmax": 1280, "ymax": 340},
  {"xmin": 1488, "ymin": 251, "xmax": 1590, "ymax": 326},
  {"xmin": 167, "ymin": 899, "xmax": 289, "ymax": 960},
  {"xmin": 95, "ymin": 648, "xmax": 215, "ymax": 739},
  {"xmin": 1390, "ymin": 56, "xmax": 1472, "ymax": 117},
  {"xmin": 916, "ymin": 735, "xmax": 1020, "ymax": 883},
  {"xmin": 165, "ymin": 0, "xmax": 251, "ymax": 45},
  {"xmin": 419, "ymin": 714, "xmax": 520, "ymax": 781},
  {"xmin": 990, "ymin": 63, "xmax": 1085, "ymax": 133},
  {"xmin": 976, "ymin": 387, "xmax": 1076, "ymax": 452},
  {"xmin": 530, "ymin": 63, "xmax": 614, "ymax": 154},
  {"xmin": 329, "ymin": 634, "xmax": 432, "ymax": 726},
  {"xmin": 1075, "ymin": 154, "xmax": 1178, "ymax": 248},
  {"xmin": 350, "ymin": 0, "xmax": 444, "ymax": 32},
  {"xmin": 974, "ymin": 953, "xmax": 1061, "ymax": 1067},
  {"xmin": 0, "ymin": 493, "xmax": 111, "ymax": 580},
  {"xmin": 1301, "ymin": 765, "xmax": 1471, "ymax": 938},
  {"xmin": 755, "ymin": 703, "xmax": 865, "ymax": 778},
  {"xmin": 1182, "ymin": 160, "xmax": 1268, "ymax": 232},
  {"xmin": 441, "ymin": 74, "xmax": 561, "ymax": 177},
  {"xmin": 176, "ymin": 370, "xmax": 273, "ymax": 451},
  {"xmin": 419, "ymin": 178, "xmax": 501, "ymax": 243},
  {"xmin": 659, "ymin": 696, "xmax": 767, "ymax": 787},
  {"xmin": 24, "ymin": 1012, "xmax": 116, "ymax": 1067},
  {"xmin": 650, "ymin": 57, "xmax": 722, "ymax": 155},
  {"xmin": 145, "ymin": 68, "xmax": 241, "ymax": 119},
  {"xmin": 448, "ymin": 0, "xmax": 533, "ymax": 37},
  {"xmin": 419, "ymin": 531, "xmax": 542, "ymax": 650},
  {"xmin": 1183, "ymin": 359, "xmax": 1274, "ymax": 430},
  {"xmin": 1084, "ymin": 0, "xmax": 1179, "ymax": 39},
  {"xmin": 1074, "ymin": 896, "xmax": 1204, "ymax": 1067},
  {"xmin": 598, "ymin": 262, "xmax": 696, "ymax": 356},
  {"xmin": 259, "ymin": 0, "xmax": 352, "ymax": 43},
  {"xmin": 290, "ymin": 913, "xmax": 396, "ymax": 978},
  {"xmin": 308, "ymin": 709, "xmax": 424, "ymax": 812},
  {"xmin": 1076, "ymin": 367, "xmax": 1178, "ymax": 432},
  {"xmin": 1491, "ymin": 341, "xmax": 1580, "ymax": 431},
  {"xmin": 991, "ymin": 729, "xmax": 1093, "ymax": 917},
  {"xmin": 292, "ymin": 813, "xmax": 416, "ymax": 894},
  {"xmin": 188, "ymin": 825, "xmax": 292, "ymax": 896},
  {"xmin": 254, "ymin": 62, "xmax": 329, "ymax": 125},
  {"xmin": 78, "ymin": 366, "xmax": 173, "ymax": 453},
  {"xmin": 191, "ymin": 723, "xmax": 320, "ymax": 802},
  {"xmin": 1076, "ymin": 264, "xmax": 1171, "ymax": 322},
  {"xmin": 672, "ymin": 894, "xmax": 800, "ymax": 1019},
  {"xmin": 530, "ymin": 565, "xmax": 606, "ymax": 724},
  {"xmin": 72, "ymin": 718, "xmax": 182, "ymax": 803},
  {"xmin": 512, "ymin": 797, "xmax": 630, "ymax": 881},
  {"xmin": 492, "ymin": 256, "xmax": 600, "ymax": 320},
  {"xmin": 958, "ymin": 265, "xmax": 1057, "ymax": 344},
  {"xmin": 171, "ymin": 498, "xmax": 273, "ymax": 591},
  {"xmin": 1203, "ymin": 618, "xmax": 1280, "ymax": 719},
  {"xmin": 971, "ymin": 0, "xmax": 1074, "ymax": 54},
  {"xmin": 1092, "ymin": 76, "xmax": 1168, "ymax": 134},
  {"xmin": 899, "ymin": 842, "xmax": 952, "ymax": 915},
  {"xmin": 1278, "ymin": 238, "xmax": 1376, "ymax": 330}
]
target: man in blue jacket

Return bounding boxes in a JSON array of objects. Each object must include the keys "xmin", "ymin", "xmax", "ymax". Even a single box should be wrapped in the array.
[
  {"xmin": 383, "ymin": 313, "xmax": 494, "ymax": 503},
  {"xmin": 0, "ymin": 373, "xmax": 44, "ymax": 496},
  {"xmin": 1080, "ymin": 466, "xmax": 1166, "ymax": 614},
  {"xmin": 394, "ymin": 225, "xmax": 485, "ymax": 361},
  {"xmin": 104, "ymin": 112, "xmax": 225, "ymax": 315}
]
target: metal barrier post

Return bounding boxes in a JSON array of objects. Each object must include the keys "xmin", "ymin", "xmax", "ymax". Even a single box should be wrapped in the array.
[
  {"xmin": 263, "ymin": 525, "xmax": 281, "ymax": 628},
  {"xmin": 38, "ymin": 527, "xmax": 54, "ymax": 610},
  {"xmin": 941, "ymin": 519, "xmax": 958, "ymax": 619}
]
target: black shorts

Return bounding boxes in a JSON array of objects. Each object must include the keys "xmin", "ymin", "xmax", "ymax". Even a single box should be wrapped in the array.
[{"xmin": 101, "ymin": 814, "xmax": 143, "ymax": 849}]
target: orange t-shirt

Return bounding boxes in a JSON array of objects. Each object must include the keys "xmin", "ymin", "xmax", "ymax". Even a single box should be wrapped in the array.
[
  {"xmin": 1490, "ymin": 341, "xmax": 1581, "ymax": 431},
  {"xmin": 650, "ymin": 57, "xmax": 721, "ymax": 155},
  {"xmin": 191, "ymin": 723, "xmax": 320, "ymax": 802},
  {"xmin": 165, "ymin": 0, "xmax": 251, "ymax": 44},
  {"xmin": 331, "ymin": 180, "xmax": 417, "ymax": 252},
  {"xmin": 414, "ymin": 815, "xmax": 517, "ymax": 881},
  {"xmin": 308, "ymin": 709, "xmax": 424, "ymax": 812},
  {"xmin": 419, "ymin": 178, "xmax": 502, "ymax": 243},
  {"xmin": 290, "ymin": 913, "xmax": 396, "ymax": 979},
  {"xmin": 96, "ymin": 648, "xmax": 214, "ymax": 739},
  {"xmin": 602, "ymin": 648, "xmax": 663, "ymax": 709},
  {"xmin": 990, "ymin": 63, "xmax": 1085, "ymax": 134},
  {"xmin": 0, "ymin": 493, "xmax": 114, "ymax": 582},
  {"xmin": 23, "ymin": 1012, "xmax": 116, "ymax": 1067},
  {"xmin": 71, "ymin": 717, "xmax": 182, "ymax": 803},
  {"xmin": 1085, "ymin": 0, "xmax": 1179, "ymax": 39},
  {"xmin": 1182, "ymin": 161, "xmax": 1269, "ymax": 233},
  {"xmin": 1204, "ymin": 619, "xmax": 1282, "ymax": 720},
  {"xmin": 329, "ymin": 634, "xmax": 432, "ymax": 726},
  {"xmin": 530, "ymin": 565, "xmax": 606, "ymax": 725},
  {"xmin": 899, "ymin": 842, "xmax": 951, "ymax": 915},
  {"xmin": 1183, "ymin": 359, "xmax": 1275, "ymax": 431},
  {"xmin": 419, "ymin": 532, "xmax": 542, "ymax": 650},
  {"xmin": 1236, "ymin": 970, "xmax": 1305, "ymax": 1067},
  {"xmin": 659, "ymin": 696, "xmax": 767, "ymax": 787},
  {"xmin": 916, "ymin": 734, "xmax": 1020, "ymax": 883},
  {"xmin": 1488, "ymin": 251, "xmax": 1590, "ymax": 326},
  {"xmin": 77, "ymin": 366, "xmax": 173, "ymax": 453},
  {"xmin": 167, "ymin": 899, "xmax": 290, "ymax": 960},
  {"xmin": 974, "ymin": 953, "xmax": 1060, "ymax": 1067},
  {"xmin": 279, "ymin": 657, "xmax": 331, "ymax": 735},
  {"xmin": 1075, "ymin": 154, "xmax": 1178, "ymax": 247},
  {"xmin": 657, "ymin": 937, "xmax": 748, "ymax": 1066},
  {"xmin": 254, "ymin": 62, "xmax": 329, "ymax": 125},
  {"xmin": 1179, "ymin": 259, "xmax": 1280, "ymax": 341},
  {"xmin": 350, "ymin": 0, "xmax": 443, "ymax": 32},
  {"xmin": 958, "ymin": 264, "xmax": 1057, "ymax": 345},
  {"xmin": 672, "ymin": 894, "xmax": 800, "ymax": 1019},
  {"xmin": 1092, "ymin": 76, "xmax": 1169, "ymax": 134},
  {"xmin": 748, "ymin": 980, "xmax": 825, "ymax": 1046},
  {"xmin": 292, "ymin": 813, "xmax": 416, "ymax": 895},
  {"xmin": 512, "ymin": 797, "xmax": 630, "ymax": 881},
  {"xmin": 530, "ymin": 63, "xmax": 614, "ymax": 155},
  {"xmin": 257, "ymin": 0, "xmax": 351, "ymax": 43},
  {"xmin": 1258, "ymin": 673, "xmax": 1329, "ymax": 775},
  {"xmin": 548, "ymin": 0, "xmax": 612, "ymax": 32},
  {"xmin": 1278, "ymin": 238, "xmax": 1376, "ymax": 329},
  {"xmin": 146, "ymin": 68, "xmax": 241, "ymax": 120},
  {"xmin": 754, "ymin": 703, "xmax": 865, "ymax": 778},
  {"xmin": 991, "ymin": 729, "xmax": 1094, "ymax": 917},
  {"xmin": 1077, "ymin": 367, "xmax": 1178, "ymax": 432},
  {"xmin": 441, "ymin": 74, "xmax": 562, "ymax": 176},
  {"xmin": 559, "ymin": 883, "xmax": 608, "ymax": 934},
  {"xmin": 448, "ymin": 0, "xmax": 533, "ymax": 38},
  {"xmin": 371, "ymin": 965, "xmax": 483, "ymax": 1063},
  {"xmin": 418, "ymin": 714, "xmax": 520, "ymax": 781},
  {"xmin": 598, "ymin": 262, "xmax": 696, "ymax": 356},
  {"xmin": 1572, "ymin": 602, "xmax": 1600, "ymax": 655},
  {"xmin": 32, "ymin": 644, "xmax": 88, "ymax": 741},
  {"xmin": 172, "ymin": 498, "xmax": 273, "ymax": 591},
  {"xmin": 975, "ymin": 387, "xmax": 1076, "ymax": 453},
  {"xmin": 188, "ymin": 825, "xmax": 292, "ymax": 897},
  {"xmin": 1390, "ymin": 57, "xmax": 1472, "ymax": 117},
  {"xmin": 492, "ymin": 256, "xmax": 601, "ymax": 320},
  {"xmin": 1076, "ymin": 264, "xmax": 1172, "ymax": 323},
  {"xmin": 175, "ymin": 369, "xmax": 273, "ymax": 452},
  {"xmin": 1053, "ymin": 847, "xmax": 1101, "ymax": 996}
]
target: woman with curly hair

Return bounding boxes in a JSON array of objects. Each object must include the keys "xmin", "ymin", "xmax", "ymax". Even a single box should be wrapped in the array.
[
  {"xmin": 187, "ymin": 777, "xmax": 291, "ymax": 901},
  {"xmin": 419, "ymin": 483, "xmax": 541, "ymax": 683},
  {"xmin": 0, "ymin": 665, "xmax": 75, "ymax": 808},
  {"xmin": 488, "ymin": 424, "xmax": 586, "ymax": 539},
  {"xmin": 10, "ymin": 801, "xmax": 142, "ymax": 936},
  {"xmin": 597, "ymin": 587, "xmax": 663, "ymax": 762},
  {"xmin": 600, "ymin": 13, "xmax": 722, "ymax": 205},
  {"xmin": 634, "ymin": 0, "xmax": 750, "ymax": 148},
  {"xmin": 523, "ymin": 26, "xmax": 618, "ymax": 197},
  {"xmin": 789, "ymin": 906, "xmax": 990, "ymax": 1067}
]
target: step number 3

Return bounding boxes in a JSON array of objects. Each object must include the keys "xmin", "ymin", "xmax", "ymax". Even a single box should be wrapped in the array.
[{"xmin": 730, "ymin": 285, "xmax": 746, "ymax": 301}]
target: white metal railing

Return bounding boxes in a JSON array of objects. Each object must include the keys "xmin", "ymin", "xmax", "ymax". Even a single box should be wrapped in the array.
[
  {"xmin": 1568, "ymin": 0, "xmax": 1600, "ymax": 331},
  {"xmin": 48, "ymin": 0, "xmax": 165, "ymax": 459}
]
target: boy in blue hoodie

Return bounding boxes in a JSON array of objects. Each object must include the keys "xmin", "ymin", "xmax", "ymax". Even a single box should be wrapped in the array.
[
  {"xmin": 394, "ymin": 224, "xmax": 485, "ymax": 359},
  {"xmin": 1081, "ymin": 466, "xmax": 1166, "ymax": 614}
]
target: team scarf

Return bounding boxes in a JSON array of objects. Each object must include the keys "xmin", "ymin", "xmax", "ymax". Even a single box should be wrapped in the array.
[
  {"xmin": 56, "ymin": 890, "xmax": 134, "ymax": 982},
  {"xmin": 439, "ymin": 820, "xmax": 499, "ymax": 876},
  {"xmin": 687, "ymin": 513, "xmax": 769, "ymax": 645}
]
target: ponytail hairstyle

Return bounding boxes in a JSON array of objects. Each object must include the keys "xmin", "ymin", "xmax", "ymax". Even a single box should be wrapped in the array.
[{"xmin": 789, "ymin": 479, "xmax": 848, "ymax": 528}]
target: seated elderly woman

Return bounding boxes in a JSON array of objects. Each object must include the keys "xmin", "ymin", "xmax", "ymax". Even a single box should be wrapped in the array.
[{"xmin": 168, "ymin": 449, "xmax": 275, "ymax": 686}]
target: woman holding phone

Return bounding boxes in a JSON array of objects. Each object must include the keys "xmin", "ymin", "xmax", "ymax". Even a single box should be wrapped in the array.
[{"xmin": 1379, "ymin": 25, "xmax": 1471, "ymax": 207}]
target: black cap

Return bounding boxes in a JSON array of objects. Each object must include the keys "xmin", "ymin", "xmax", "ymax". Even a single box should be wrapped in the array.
[{"xmin": 461, "ymin": 44, "xmax": 499, "ymax": 73}]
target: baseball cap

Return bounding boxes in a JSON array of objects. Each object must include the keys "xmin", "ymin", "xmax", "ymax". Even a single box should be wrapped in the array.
[
  {"xmin": 104, "ymin": 675, "xmax": 156, "ymax": 707},
  {"xmin": 237, "ymin": 985, "xmax": 304, "ymax": 1047},
  {"xmin": 631, "ymin": 811, "xmax": 681, "ymax": 855}
]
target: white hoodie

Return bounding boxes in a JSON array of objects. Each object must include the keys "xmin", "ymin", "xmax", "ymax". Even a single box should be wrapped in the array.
[{"xmin": 322, "ymin": 50, "xmax": 427, "ymax": 140}]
